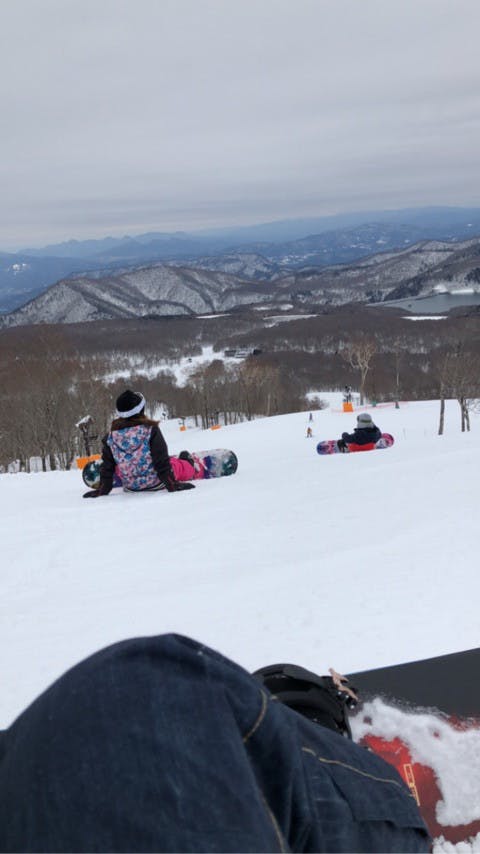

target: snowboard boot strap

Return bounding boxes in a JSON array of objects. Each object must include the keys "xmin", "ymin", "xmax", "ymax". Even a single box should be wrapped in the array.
[{"xmin": 252, "ymin": 663, "xmax": 359, "ymax": 739}]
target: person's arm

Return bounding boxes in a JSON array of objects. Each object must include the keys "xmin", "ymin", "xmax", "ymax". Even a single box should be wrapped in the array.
[
  {"xmin": 98, "ymin": 437, "xmax": 115, "ymax": 494},
  {"xmin": 150, "ymin": 426, "xmax": 195, "ymax": 492},
  {"xmin": 83, "ymin": 436, "xmax": 114, "ymax": 498},
  {"xmin": 341, "ymin": 431, "xmax": 355, "ymax": 443},
  {"xmin": 150, "ymin": 425, "xmax": 174, "ymax": 487}
]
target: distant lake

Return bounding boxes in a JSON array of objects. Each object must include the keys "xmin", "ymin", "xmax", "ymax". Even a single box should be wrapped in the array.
[{"xmin": 374, "ymin": 292, "xmax": 480, "ymax": 314}]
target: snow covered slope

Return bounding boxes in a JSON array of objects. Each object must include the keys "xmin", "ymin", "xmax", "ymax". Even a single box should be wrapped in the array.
[{"xmin": 1, "ymin": 397, "xmax": 479, "ymax": 732}]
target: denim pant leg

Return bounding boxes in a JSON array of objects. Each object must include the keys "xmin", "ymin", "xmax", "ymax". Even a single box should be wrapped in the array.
[
  {"xmin": 0, "ymin": 634, "xmax": 429, "ymax": 853},
  {"xmin": 0, "ymin": 634, "xmax": 291, "ymax": 853},
  {"xmin": 240, "ymin": 687, "xmax": 429, "ymax": 853},
  {"xmin": 292, "ymin": 714, "xmax": 430, "ymax": 852}
]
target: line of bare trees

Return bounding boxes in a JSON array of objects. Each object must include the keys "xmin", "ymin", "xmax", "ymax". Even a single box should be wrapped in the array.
[
  {"xmin": 0, "ymin": 354, "xmax": 114, "ymax": 472},
  {"xmin": 179, "ymin": 360, "xmax": 305, "ymax": 428},
  {"xmin": 436, "ymin": 341, "xmax": 479, "ymax": 434},
  {"xmin": 339, "ymin": 333, "xmax": 480, "ymax": 431},
  {"xmin": 0, "ymin": 349, "xmax": 310, "ymax": 472},
  {"xmin": 1, "ymin": 320, "xmax": 479, "ymax": 473}
]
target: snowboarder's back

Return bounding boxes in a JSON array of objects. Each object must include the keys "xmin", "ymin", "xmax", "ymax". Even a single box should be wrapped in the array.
[{"xmin": 340, "ymin": 412, "xmax": 381, "ymax": 449}]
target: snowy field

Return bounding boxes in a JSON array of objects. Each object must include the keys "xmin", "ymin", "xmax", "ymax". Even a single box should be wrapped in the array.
[
  {"xmin": 2, "ymin": 394, "xmax": 479, "ymax": 724},
  {"xmin": 102, "ymin": 345, "xmax": 243, "ymax": 386},
  {"xmin": 2, "ymin": 394, "xmax": 480, "ymax": 848}
]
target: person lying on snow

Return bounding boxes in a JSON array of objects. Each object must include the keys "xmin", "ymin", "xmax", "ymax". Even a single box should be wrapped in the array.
[
  {"xmin": 338, "ymin": 411, "xmax": 381, "ymax": 452},
  {"xmin": 83, "ymin": 389, "xmax": 196, "ymax": 497},
  {"xmin": 0, "ymin": 634, "xmax": 430, "ymax": 853}
]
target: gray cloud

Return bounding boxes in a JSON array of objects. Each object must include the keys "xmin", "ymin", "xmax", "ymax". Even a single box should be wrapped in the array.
[{"xmin": 1, "ymin": 0, "xmax": 480, "ymax": 248}]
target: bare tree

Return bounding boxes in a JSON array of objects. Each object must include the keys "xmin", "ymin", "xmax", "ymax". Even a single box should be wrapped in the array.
[
  {"xmin": 435, "ymin": 342, "xmax": 480, "ymax": 434},
  {"xmin": 340, "ymin": 336, "xmax": 377, "ymax": 405}
]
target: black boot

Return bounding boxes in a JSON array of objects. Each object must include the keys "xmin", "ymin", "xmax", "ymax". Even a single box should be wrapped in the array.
[{"xmin": 252, "ymin": 663, "xmax": 358, "ymax": 739}]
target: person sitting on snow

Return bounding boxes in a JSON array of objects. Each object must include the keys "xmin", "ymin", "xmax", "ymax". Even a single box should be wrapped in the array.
[
  {"xmin": 338, "ymin": 412, "xmax": 382, "ymax": 452},
  {"xmin": 83, "ymin": 389, "xmax": 196, "ymax": 497},
  {"xmin": 0, "ymin": 634, "xmax": 429, "ymax": 852}
]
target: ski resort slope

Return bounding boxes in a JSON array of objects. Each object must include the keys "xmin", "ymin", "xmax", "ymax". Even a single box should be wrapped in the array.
[{"xmin": 1, "ymin": 397, "xmax": 478, "ymax": 734}]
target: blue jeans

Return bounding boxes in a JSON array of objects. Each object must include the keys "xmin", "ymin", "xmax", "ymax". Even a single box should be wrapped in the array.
[{"xmin": 0, "ymin": 635, "xmax": 429, "ymax": 852}]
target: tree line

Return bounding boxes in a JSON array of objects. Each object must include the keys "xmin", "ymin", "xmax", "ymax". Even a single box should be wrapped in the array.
[
  {"xmin": 1, "ymin": 310, "xmax": 479, "ymax": 471},
  {"xmin": 0, "ymin": 343, "xmax": 309, "ymax": 472}
]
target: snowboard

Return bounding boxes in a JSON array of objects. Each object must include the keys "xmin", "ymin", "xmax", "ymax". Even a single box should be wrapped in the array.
[
  {"xmin": 316, "ymin": 432, "xmax": 394, "ymax": 455},
  {"xmin": 82, "ymin": 449, "xmax": 238, "ymax": 490},
  {"xmin": 347, "ymin": 648, "xmax": 480, "ymax": 848},
  {"xmin": 189, "ymin": 448, "xmax": 238, "ymax": 479}
]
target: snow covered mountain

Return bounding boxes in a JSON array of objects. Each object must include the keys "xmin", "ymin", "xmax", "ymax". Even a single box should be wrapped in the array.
[
  {"xmin": 286, "ymin": 238, "xmax": 480, "ymax": 304},
  {"xmin": 167, "ymin": 252, "xmax": 283, "ymax": 281},
  {"xmin": 1, "ymin": 265, "xmax": 275, "ymax": 325},
  {"xmin": 4, "ymin": 206, "xmax": 480, "ymax": 314},
  {"xmin": 3, "ymin": 237, "xmax": 480, "ymax": 326},
  {"xmin": 0, "ymin": 252, "xmax": 102, "ymax": 313}
]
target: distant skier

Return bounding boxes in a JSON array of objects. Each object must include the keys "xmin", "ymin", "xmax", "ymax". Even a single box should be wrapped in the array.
[
  {"xmin": 338, "ymin": 412, "xmax": 382, "ymax": 452},
  {"xmin": 83, "ymin": 390, "xmax": 196, "ymax": 497},
  {"xmin": 343, "ymin": 385, "xmax": 353, "ymax": 403},
  {"xmin": 306, "ymin": 427, "xmax": 313, "ymax": 438}
]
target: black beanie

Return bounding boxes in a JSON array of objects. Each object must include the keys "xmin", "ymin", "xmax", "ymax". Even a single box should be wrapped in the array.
[{"xmin": 115, "ymin": 390, "xmax": 146, "ymax": 418}]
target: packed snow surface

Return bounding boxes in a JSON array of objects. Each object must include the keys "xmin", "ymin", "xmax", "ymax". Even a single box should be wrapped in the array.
[
  {"xmin": 2, "ymin": 395, "xmax": 480, "ymax": 849},
  {"xmin": 2, "ymin": 395, "xmax": 479, "ymax": 725}
]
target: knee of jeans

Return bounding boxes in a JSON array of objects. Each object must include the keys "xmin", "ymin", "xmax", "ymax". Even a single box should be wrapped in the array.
[
  {"xmin": 164, "ymin": 635, "xmax": 276, "ymax": 740},
  {"xmin": 64, "ymin": 634, "xmax": 276, "ymax": 750}
]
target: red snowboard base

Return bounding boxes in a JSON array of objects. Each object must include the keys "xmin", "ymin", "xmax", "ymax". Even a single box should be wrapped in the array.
[
  {"xmin": 349, "ymin": 649, "xmax": 480, "ymax": 848},
  {"xmin": 359, "ymin": 724, "xmax": 480, "ymax": 847},
  {"xmin": 316, "ymin": 433, "xmax": 394, "ymax": 455}
]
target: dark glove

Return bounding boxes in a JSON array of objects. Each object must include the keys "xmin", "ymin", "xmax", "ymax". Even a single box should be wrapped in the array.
[
  {"xmin": 83, "ymin": 490, "xmax": 101, "ymax": 498},
  {"xmin": 162, "ymin": 471, "xmax": 195, "ymax": 492}
]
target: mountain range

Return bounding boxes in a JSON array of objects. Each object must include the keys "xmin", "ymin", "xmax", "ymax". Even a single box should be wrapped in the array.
[
  {"xmin": 3, "ymin": 206, "xmax": 480, "ymax": 313},
  {"xmin": 4, "ymin": 236, "xmax": 480, "ymax": 327}
]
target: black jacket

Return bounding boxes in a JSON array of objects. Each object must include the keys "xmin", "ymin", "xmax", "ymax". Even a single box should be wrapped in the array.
[
  {"xmin": 341, "ymin": 425, "xmax": 382, "ymax": 445},
  {"xmin": 99, "ymin": 417, "xmax": 175, "ymax": 494}
]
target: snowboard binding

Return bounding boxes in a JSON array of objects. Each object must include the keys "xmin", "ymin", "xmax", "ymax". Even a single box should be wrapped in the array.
[{"xmin": 253, "ymin": 663, "xmax": 358, "ymax": 738}]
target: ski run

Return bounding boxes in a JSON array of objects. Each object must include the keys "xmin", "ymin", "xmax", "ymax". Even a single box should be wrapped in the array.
[{"xmin": 2, "ymin": 393, "xmax": 480, "ymax": 851}]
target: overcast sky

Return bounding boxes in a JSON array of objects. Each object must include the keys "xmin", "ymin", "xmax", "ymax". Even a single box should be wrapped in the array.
[{"xmin": 2, "ymin": 0, "xmax": 480, "ymax": 249}]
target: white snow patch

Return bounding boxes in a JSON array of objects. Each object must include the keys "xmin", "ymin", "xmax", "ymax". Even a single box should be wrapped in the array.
[
  {"xmin": 352, "ymin": 700, "xmax": 480, "ymax": 827},
  {"xmin": 102, "ymin": 346, "xmax": 240, "ymax": 387},
  {"xmin": 404, "ymin": 316, "xmax": 448, "ymax": 321},
  {"xmin": 265, "ymin": 314, "xmax": 317, "ymax": 325},
  {"xmin": 253, "ymin": 303, "xmax": 293, "ymax": 311},
  {"xmin": 433, "ymin": 832, "xmax": 480, "ymax": 852}
]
